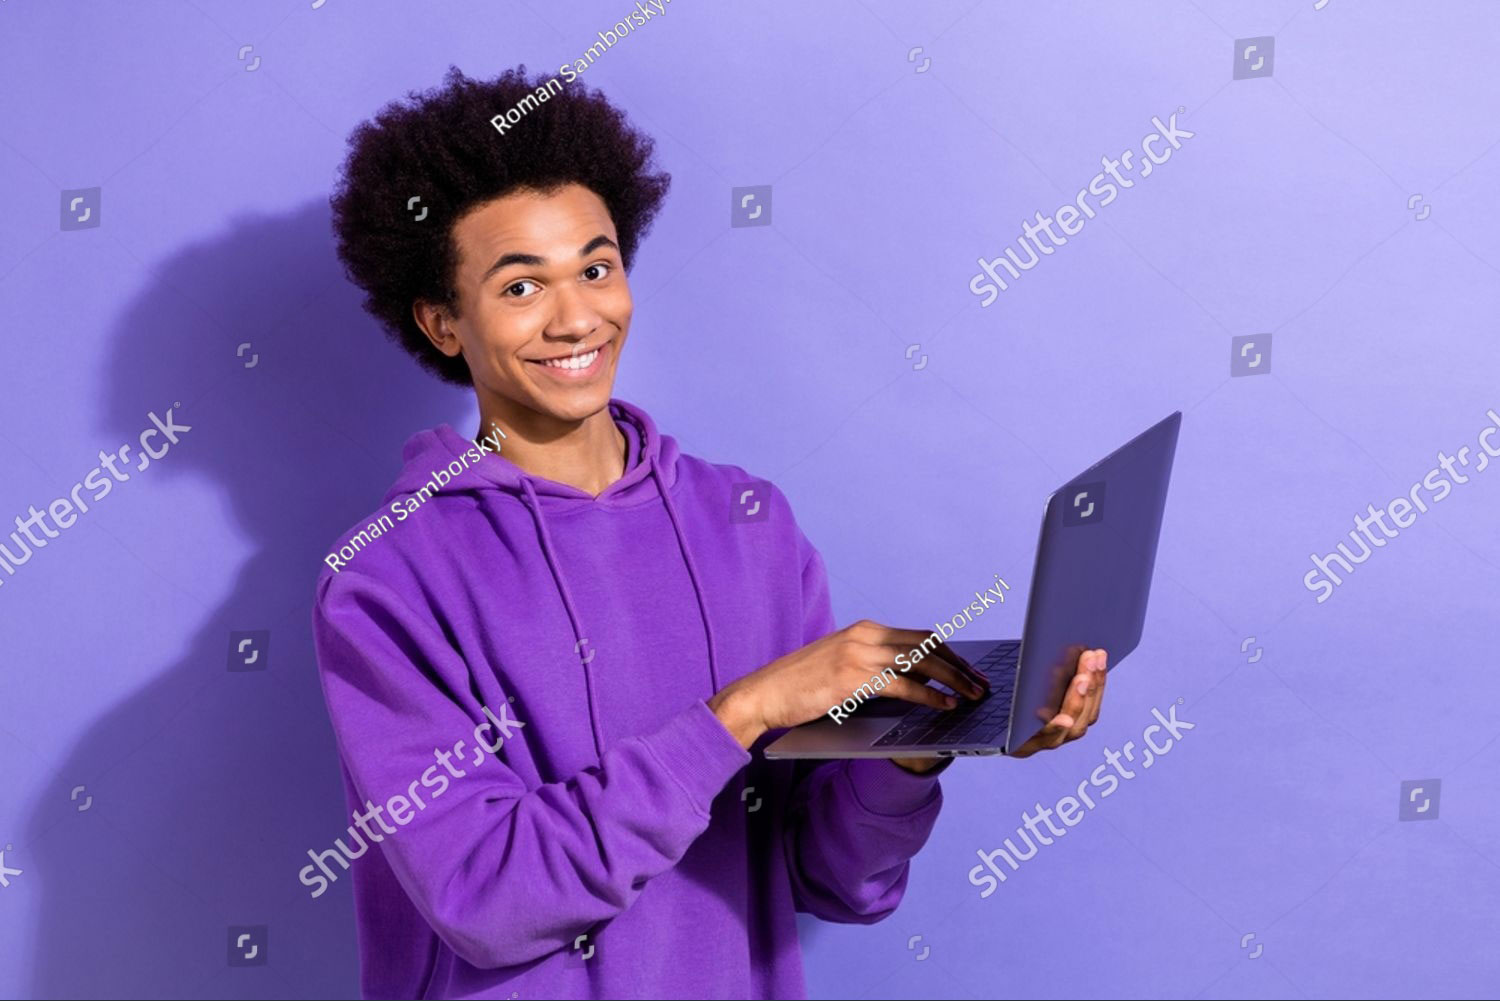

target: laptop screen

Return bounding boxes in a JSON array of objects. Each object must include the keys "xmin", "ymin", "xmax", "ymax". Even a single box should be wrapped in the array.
[{"xmin": 1006, "ymin": 412, "xmax": 1181, "ymax": 751}]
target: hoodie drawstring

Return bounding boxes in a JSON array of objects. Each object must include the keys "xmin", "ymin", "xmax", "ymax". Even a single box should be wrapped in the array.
[
  {"xmin": 520, "ymin": 476, "xmax": 607, "ymax": 763},
  {"xmin": 518, "ymin": 458, "xmax": 722, "ymax": 765},
  {"xmin": 650, "ymin": 456, "xmax": 722, "ymax": 694}
]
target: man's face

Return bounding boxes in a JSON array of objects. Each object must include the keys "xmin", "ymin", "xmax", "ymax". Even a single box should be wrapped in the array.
[{"xmin": 424, "ymin": 183, "xmax": 630, "ymax": 424}]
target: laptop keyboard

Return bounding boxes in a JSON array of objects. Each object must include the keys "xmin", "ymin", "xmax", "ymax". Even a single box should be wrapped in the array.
[{"xmin": 872, "ymin": 642, "xmax": 1019, "ymax": 748}]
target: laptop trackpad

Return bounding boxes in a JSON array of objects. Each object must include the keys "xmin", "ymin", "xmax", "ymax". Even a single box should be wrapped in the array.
[
  {"xmin": 763, "ymin": 712, "xmax": 896, "ymax": 757},
  {"xmin": 851, "ymin": 697, "xmax": 910, "ymax": 718}
]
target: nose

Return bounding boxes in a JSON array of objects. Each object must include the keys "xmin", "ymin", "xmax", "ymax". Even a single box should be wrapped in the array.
[{"xmin": 544, "ymin": 282, "xmax": 600, "ymax": 342}]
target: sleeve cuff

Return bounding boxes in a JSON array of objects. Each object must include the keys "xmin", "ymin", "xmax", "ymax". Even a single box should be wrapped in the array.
[
  {"xmin": 641, "ymin": 700, "xmax": 753, "ymax": 817},
  {"xmin": 844, "ymin": 757, "xmax": 946, "ymax": 817}
]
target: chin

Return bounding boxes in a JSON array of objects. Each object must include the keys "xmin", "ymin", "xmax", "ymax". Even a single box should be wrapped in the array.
[{"xmin": 542, "ymin": 391, "xmax": 613, "ymax": 424}]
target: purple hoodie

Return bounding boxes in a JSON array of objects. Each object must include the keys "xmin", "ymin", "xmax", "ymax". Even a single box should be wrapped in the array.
[{"xmin": 311, "ymin": 399, "xmax": 946, "ymax": 1000}]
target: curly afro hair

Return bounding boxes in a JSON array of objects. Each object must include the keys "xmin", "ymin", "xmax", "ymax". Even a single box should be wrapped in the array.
[{"xmin": 329, "ymin": 65, "xmax": 671, "ymax": 386}]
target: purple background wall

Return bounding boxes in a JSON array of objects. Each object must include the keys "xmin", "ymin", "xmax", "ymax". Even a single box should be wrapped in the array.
[{"xmin": 2, "ymin": 1, "xmax": 1497, "ymax": 997}]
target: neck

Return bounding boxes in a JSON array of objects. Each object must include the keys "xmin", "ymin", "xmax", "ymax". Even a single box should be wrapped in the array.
[{"xmin": 476, "ymin": 399, "xmax": 627, "ymax": 497}]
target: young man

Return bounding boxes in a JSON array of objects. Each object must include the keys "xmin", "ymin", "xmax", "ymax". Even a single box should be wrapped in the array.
[{"xmin": 313, "ymin": 66, "xmax": 1108, "ymax": 1000}]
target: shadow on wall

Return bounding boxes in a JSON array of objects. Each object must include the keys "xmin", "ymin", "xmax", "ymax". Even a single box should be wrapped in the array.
[{"xmin": 25, "ymin": 201, "xmax": 465, "ymax": 999}]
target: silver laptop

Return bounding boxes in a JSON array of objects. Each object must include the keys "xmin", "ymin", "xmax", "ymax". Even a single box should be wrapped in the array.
[{"xmin": 764, "ymin": 412, "xmax": 1181, "ymax": 760}]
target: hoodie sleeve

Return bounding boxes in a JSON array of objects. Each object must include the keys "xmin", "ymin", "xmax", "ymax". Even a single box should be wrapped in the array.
[
  {"xmin": 312, "ymin": 569, "xmax": 750, "ymax": 970},
  {"xmin": 781, "ymin": 540, "xmax": 948, "ymax": 923}
]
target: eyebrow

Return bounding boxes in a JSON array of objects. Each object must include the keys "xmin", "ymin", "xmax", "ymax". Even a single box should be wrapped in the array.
[{"xmin": 482, "ymin": 235, "xmax": 620, "ymax": 282}]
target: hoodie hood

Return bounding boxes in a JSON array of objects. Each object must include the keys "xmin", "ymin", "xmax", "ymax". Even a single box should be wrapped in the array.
[
  {"xmin": 377, "ymin": 398, "xmax": 715, "ymax": 764},
  {"xmin": 384, "ymin": 398, "xmax": 681, "ymax": 508}
]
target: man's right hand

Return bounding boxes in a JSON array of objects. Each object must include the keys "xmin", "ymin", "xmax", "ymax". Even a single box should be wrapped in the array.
[{"xmin": 706, "ymin": 620, "xmax": 987, "ymax": 749}]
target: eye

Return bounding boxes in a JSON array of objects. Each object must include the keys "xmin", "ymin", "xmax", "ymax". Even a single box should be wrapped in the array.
[
  {"xmin": 582, "ymin": 262, "xmax": 612, "ymax": 281},
  {"xmin": 502, "ymin": 279, "xmax": 539, "ymax": 299}
]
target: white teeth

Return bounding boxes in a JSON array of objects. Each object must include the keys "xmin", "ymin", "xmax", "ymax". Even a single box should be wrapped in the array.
[{"xmin": 540, "ymin": 348, "xmax": 599, "ymax": 371}]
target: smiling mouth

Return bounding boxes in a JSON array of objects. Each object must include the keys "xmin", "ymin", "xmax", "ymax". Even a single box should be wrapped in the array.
[
  {"xmin": 526, "ymin": 338, "xmax": 612, "ymax": 379},
  {"xmin": 535, "ymin": 347, "xmax": 599, "ymax": 371}
]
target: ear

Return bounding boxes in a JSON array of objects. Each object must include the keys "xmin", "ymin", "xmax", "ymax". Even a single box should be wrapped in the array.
[{"xmin": 412, "ymin": 299, "xmax": 464, "ymax": 359}]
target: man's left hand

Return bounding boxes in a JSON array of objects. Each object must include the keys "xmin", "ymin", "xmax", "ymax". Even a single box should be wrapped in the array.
[
  {"xmin": 1009, "ymin": 648, "xmax": 1108, "ymax": 758},
  {"xmin": 891, "ymin": 647, "xmax": 1109, "ymax": 769}
]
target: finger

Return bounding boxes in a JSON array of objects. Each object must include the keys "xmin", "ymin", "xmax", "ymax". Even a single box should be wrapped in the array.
[
  {"xmin": 1070, "ymin": 649, "xmax": 1102, "ymax": 734},
  {"xmin": 1069, "ymin": 650, "xmax": 1108, "ymax": 738},
  {"xmin": 875, "ymin": 625, "xmax": 950, "ymax": 650},
  {"xmin": 1049, "ymin": 711, "xmax": 1078, "ymax": 747},
  {"xmin": 870, "ymin": 627, "xmax": 989, "ymax": 686},
  {"xmin": 935, "ymin": 641, "xmax": 991, "ymax": 692},
  {"xmin": 1056, "ymin": 653, "xmax": 1095, "ymax": 738},
  {"xmin": 1086, "ymin": 649, "xmax": 1108, "ymax": 725},
  {"xmin": 1074, "ymin": 654, "xmax": 1110, "ymax": 741},
  {"xmin": 1009, "ymin": 731, "xmax": 1046, "ymax": 758},
  {"xmin": 883, "ymin": 645, "xmax": 985, "ymax": 699},
  {"xmin": 860, "ymin": 633, "xmax": 984, "ymax": 699},
  {"xmin": 1017, "ymin": 712, "xmax": 1075, "ymax": 755},
  {"xmin": 882, "ymin": 676, "xmax": 959, "ymax": 712}
]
